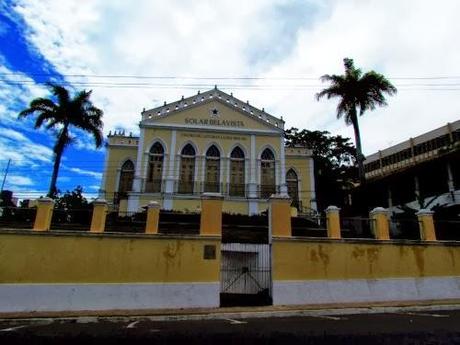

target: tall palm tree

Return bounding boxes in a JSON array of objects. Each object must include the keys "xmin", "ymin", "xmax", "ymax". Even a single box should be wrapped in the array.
[
  {"xmin": 316, "ymin": 58, "xmax": 397, "ymax": 184},
  {"xmin": 19, "ymin": 83, "xmax": 104, "ymax": 197}
]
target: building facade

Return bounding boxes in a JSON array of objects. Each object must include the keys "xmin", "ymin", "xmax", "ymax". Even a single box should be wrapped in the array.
[
  {"xmin": 363, "ymin": 120, "xmax": 460, "ymax": 210},
  {"xmin": 100, "ymin": 88, "xmax": 316, "ymax": 215}
]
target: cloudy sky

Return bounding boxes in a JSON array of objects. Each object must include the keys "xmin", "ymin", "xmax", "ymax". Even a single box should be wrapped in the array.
[{"xmin": 1, "ymin": 0, "xmax": 459, "ymax": 199}]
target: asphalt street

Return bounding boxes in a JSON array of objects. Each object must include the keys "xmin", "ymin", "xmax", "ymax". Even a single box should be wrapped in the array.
[{"xmin": 1, "ymin": 308, "xmax": 460, "ymax": 344}]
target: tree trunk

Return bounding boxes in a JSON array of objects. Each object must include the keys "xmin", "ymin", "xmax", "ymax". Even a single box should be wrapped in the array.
[
  {"xmin": 47, "ymin": 125, "xmax": 69, "ymax": 197},
  {"xmin": 48, "ymin": 150, "xmax": 63, "ymax": 197},
  {"xmin": 350, "ymin": 108, "xmax": 366, "ymax": 185}
]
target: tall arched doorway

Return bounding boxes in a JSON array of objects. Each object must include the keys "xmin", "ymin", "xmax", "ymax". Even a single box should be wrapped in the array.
[
  {"xmin": 286, "ymin": 169, "xmax": 300, "ymax": 209},
  {"xmin": 204, "ymin": 145, "xmax": 220, "ymax": 192},
  {"xmin": 178, "ymin": 144, "xmax": 196, "ymax": 194},
  {"xmin": 260, "ymin": 148, "xmax": 276, "ymax": 198},
  {"xmin": 146, "ymin": 142, "xmax": 164, "ymax": 193},
  {"xmin": 229, "ymin": 146, "xmax": 245, "ymax": 197},
  {"xmin": 117, "ymin": 160, "xmax": 134, "ymax": 203}
]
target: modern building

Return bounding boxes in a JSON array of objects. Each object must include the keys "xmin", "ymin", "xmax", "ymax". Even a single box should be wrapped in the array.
[
  {"xmin": 100, "ymin": 87, "xmax": 316, "ymax": 215},
  {"xmin": 363, "ymin": 120, "xmax": 460, "ymax": 210}
]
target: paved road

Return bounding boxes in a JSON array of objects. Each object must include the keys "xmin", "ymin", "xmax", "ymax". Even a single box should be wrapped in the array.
[{"xmin": 1, "ymin": 309, "xmax": 460, "ymax": 344}]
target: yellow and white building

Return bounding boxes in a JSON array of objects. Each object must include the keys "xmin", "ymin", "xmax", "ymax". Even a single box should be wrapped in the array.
[{"xmin": 100, "ymin": 88, "xmax": 316, "ymax": 215}]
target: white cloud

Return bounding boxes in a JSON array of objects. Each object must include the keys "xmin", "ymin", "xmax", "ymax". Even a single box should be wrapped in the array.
[
  {"xmin": 0, "ymin": 65, "xmax": 48, "ymax": 124},
  {"xmin": 68, "ymin": 167, "xmax": 102, "ymax": 179},
  {"xmin": 6, "ymin": 175, "xmax": 34, "ymax": 186},
  {"xmin": 0, "ymin": 126, "xmax": 53, "ymax": 165},
  {"xmin": 12, "ymin": 0, "xmax": 460, "ymax": 156}
]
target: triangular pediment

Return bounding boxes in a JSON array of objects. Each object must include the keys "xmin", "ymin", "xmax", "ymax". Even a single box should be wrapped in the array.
[{"xmin": 140, "ymin": 88, "xmax": 284, "ymax": 132}]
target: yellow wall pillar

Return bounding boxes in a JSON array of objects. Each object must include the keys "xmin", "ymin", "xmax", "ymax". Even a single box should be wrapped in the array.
[
  {"xmin": 145, "ymin": 201, "xmax": 160, "ymax": 234},
  {"xmin": 370, "ymin": 207, "xmax": 390, "ymax": 240},
  {"xmin": 325, "ymin": 206, "xmax": 341, "ymax": 239},
  {"xmin": 269, "ymin": 195, "xmax": 292, "ymax": 238},
  {"xmin": 416, "ymin": 209, "xmax": 437, "ymax": 241},
  {"xmin": 200, "ymin": 193, "xmax": 223, "ymax": 236},
  {"xmin": 33, "ymin": 197, "xmax": 55, "ymax": 231},
  {"xmin": 90, "ymin": 199, "xmax": 108, "ymax": 233}
]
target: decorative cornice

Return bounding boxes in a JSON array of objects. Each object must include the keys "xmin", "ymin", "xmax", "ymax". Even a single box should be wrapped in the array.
[
  {"xmin": 140, "ymin": 88, "xmax": 285, "ymax": 131},
  {"xmin": 140, "ymin": 122, "xmax": 282, "ymax": 136}
]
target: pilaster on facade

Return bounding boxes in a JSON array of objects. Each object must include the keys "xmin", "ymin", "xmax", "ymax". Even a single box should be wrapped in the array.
[
  {"xmin": 279, "ymin": 136, "xmax": 288, "ymax": 196},
  {"xmin": 248, "ymin": 135, "xmax": 257, "ymax": 198},
  {"xmin": 132, "ymin": 128, "xmax": 146, "ymax": 193},
  {"xmin": 165, "ymin": 130, "xmax": 177, "ymax": 195}
]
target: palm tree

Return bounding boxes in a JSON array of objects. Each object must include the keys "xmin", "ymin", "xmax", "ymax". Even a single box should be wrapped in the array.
[
  {"xmin": 316, "ymin": 58, "xmax": 397, "ymax": 184},
  {"xmin": 19, "ymin": 83, "xmax": 104, "ymax": 197}
]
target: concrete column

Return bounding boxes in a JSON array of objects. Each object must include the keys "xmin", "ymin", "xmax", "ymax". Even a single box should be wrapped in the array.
[
  {"xmin": 132, "ymin": 127, "xmax": 145, "ymax": 193},
  {"xmin": 387, "ymin": 187, "xmax": 393, "ymax": 209},
  {"xmin": 447, "ymin": 162, "xmax": 455, "ymax": 192},
  {"xmin": 414, "ymin": 175, "xmax": 420, "ymax": 201},
  {"xmin": 196, "ymin": 155, "xmax": 205, "ymax": 192},
  {"xmin": 279, "ymin": 138, "xmax": 288, "ymax": 196},
  {"xmin": 416, "ymin": 209, "xmax": 437, "ymax": 241},
  {"xmin": 269, "ymin": 194, "xmax": 292, "ymax": 238},
  {"xmin": 90, "ymin": 199, "xmax": 108, "ymax": 233},
  {"xmin": 98, "ymin": 145, "xmax": 111, "ymax": 199},
  {"xmin": 164, "ymin": 130, "xmax": 177, "ymax": 211},
  {"xmin": 325, "ymin": 206, "xmax": 341, "ymax": 239},
  {"xmin": 248, "ymin": 135, "xmax": 257, "ymax": 198},
  {"xmin": 33, "ymin": 197, "xmax": 55, "ymax": 231},
  {"xmin": 145, "ymin": 201, "xmax": 160, "ymax": 234},
  {"xmin": 248, "ymin": 135, "xmax": 258, "ymax": 215},
  {"xmin": 370, "ymin": 207, "xmax": 390, "ymax": 240},
  {"xmin": 199, "ymin": 193, "xmax": 223, "ymax": 236},
  {"xmin": 308, "ymin": 156, "xmax": 317, "ymax": 211}
]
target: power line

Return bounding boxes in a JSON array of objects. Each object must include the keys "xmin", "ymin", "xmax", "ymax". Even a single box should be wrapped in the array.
[
  {"xmin": 2, "ymin": 72, "xmax": 460, "ymax": 80},
  {"xmin": 3, "ymin": 79, "xmax": 460, "ymax": 91}
]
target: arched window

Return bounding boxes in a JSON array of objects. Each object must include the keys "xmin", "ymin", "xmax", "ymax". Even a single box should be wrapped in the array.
[
  {"xmin": 229, "ymin": 146, "xmax": 245, "ymax": 196},
  {"xmin": 204, "ymin": 145, "xmax": 220, "ymax": 192},
  {"xmin": 146, "ymin": 142, "xmax": 164, "ymax": 193},
  {"xmin": 117, "ymin": 160, "xmax": 134, "ymax": 202},
  {"xmin": 178, "ymin": 144, "xmax": 196, "ymax": 194},
  {"xmin": 286, "ymin": 169, "xmax": 299, "ymax": 209},
  {"xmin": 260, "ymin": 148, "xmax": 276, "ymax": 198}
]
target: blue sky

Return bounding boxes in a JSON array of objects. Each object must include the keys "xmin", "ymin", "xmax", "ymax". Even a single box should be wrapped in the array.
[{"xmin": 1, "ymin": 0, "xmax": 460, "ymax": 200}]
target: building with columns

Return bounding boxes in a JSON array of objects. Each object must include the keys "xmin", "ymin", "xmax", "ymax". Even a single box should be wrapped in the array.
[
  {"xmin": 363, "ymin": 120, "xmax": 460, "ymax": 210},
  {"xmin": 100, "ymin": 88, "xmax": 316, "ymax": 215}
]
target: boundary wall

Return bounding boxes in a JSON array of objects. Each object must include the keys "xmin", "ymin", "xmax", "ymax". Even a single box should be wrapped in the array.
[
  {"xmin": 272, "ymin": 238, "xmax": 460, "ymax": 305},
  {"xmin": 0, "ymin": 230, "xmax": 220, "ymax": 312}
]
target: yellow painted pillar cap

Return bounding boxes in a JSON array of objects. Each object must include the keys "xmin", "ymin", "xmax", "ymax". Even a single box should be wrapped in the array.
[
  {"xmin": 37, "ymin": 197, "xmax": 54, "ymax": 205},
  {"xmin": 416, "ymin": 209, "xmax": 434, "ymax": 216},
  {"xmin": 369, "ymin": 207, "xmax": 389, "ymax": 215},
  {"xmin": 147, "ymin": 201, "xmax": 161, "ymax": 209},
  {"xmin": 269, "ymin": 194, "xmax": 291, "ymax": 201},
  {"xmin": 92, "ymin": 198, "xmax": 108, "ymax": 206},
  {"xmin": 325, "ymin": 205, "xmax": 340, "ymax": 213},
  {"xmin": 201, "ymin": 192, "xmax": 224, "ymax": 200}
]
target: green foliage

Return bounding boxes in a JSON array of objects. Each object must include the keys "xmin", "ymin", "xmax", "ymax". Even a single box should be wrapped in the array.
[
  {"xmin": 285, "ymin": 127, "xmax": 356, "ymax": 168},
  {"xmin": 52, "ymin": 186, "xmax": 92, "ymax": 225},
  {"xmin": 284, "ymin": 127, "xmax": 358, "ymax": 211},
  {"xmin": 54, "ymin": 186, "xmax": 90, "ymax": 211},
  {"xmin": 316, "ymin": 58, "xmax": 397, "ymax": 183},
  {"xmin": 18, "ymin": 83, "xmax": 104, "ymax": 197}
]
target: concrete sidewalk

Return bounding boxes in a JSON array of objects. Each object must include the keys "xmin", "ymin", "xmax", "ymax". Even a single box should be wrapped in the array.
[{"xmin": 2, "ymin": 299, "xmax": 460, "ymax": 322}]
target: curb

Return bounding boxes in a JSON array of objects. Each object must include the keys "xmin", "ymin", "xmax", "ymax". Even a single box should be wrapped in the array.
[{"xmin": 2, "ymin": 301, "xmax": 460, "ymax": 323}]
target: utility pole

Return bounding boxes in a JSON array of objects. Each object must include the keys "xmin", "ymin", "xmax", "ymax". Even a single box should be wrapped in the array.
[{"xmin": 1, "ymin": 159, "xmax": 11, "ymax": 192}]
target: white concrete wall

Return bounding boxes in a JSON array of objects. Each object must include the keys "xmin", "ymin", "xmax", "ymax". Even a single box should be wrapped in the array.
[
  {"xmin": 0, "ymin": 282, "xmax": 220, "ymax": 313},
  {"xmin": 273, "ymin": 276, "xmax": 460, "ymax": 305}
]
